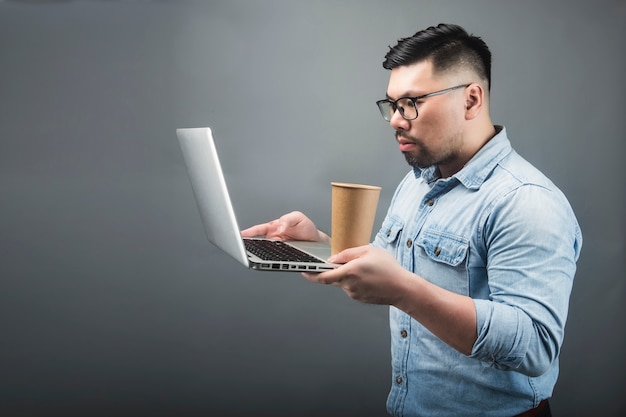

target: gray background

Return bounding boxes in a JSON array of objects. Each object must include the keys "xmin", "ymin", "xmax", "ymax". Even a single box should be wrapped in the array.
[{"xmin": 1, "ymin": 0, "xmax": 624, "ymax": 416}]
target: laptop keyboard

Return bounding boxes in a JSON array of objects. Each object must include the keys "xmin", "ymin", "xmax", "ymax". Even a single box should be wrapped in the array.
[{"xmin": 244, "ymin": 239, "xmax": 321, "ymax": 263}]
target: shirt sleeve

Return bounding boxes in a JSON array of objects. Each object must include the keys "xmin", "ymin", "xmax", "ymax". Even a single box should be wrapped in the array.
[{"xmin": 469, "ymin": 183, "xmax": 582, "ymax": 377}]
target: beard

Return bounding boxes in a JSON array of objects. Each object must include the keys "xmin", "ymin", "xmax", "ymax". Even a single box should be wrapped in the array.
[{"xmin": 396, "ymin": 130, "xmax": 463, "ymax": 170}]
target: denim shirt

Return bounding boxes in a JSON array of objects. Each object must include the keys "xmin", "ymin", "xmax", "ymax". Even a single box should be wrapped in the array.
[{"xmin": 372, "ymin": 126, "xmax": 582, "ymax": 417}]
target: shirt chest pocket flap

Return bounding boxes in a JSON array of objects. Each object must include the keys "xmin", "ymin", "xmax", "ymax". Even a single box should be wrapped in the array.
[
  {"xmin": 418, "ymin": 229, "xmax": 469, "ymax": 267},
  {"xmin": 378, "ymin": 216, "xmax": 404, "ymax": 245}
]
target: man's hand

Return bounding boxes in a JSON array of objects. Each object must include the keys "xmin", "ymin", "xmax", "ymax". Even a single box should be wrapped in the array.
[
  {"xmin": 241, "ymin": 211, "xmax": 330, "ymax": 243},
  {"xmin": 302, "ymin": 245, "xmax": 410, "ymax": 305}
]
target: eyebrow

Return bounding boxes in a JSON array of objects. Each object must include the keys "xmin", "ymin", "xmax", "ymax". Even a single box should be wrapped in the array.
[
  {"xmin": 385, "ymin": 91, "xmax": 429, "ymax": 101},
  {"xmin": 385, "ymin": 91, "xmax": 423, "ymax": 100}
]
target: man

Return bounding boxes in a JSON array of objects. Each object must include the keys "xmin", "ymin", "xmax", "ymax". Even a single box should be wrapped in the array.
[{"xmin": 242, "ymin": 23, "xmax": 581, "ymax": 417}]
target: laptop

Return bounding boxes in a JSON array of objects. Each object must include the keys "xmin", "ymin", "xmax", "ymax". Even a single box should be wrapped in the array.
[{"xmin": 176, "ymin": 127, "xmax": 336, "ymax": 272}]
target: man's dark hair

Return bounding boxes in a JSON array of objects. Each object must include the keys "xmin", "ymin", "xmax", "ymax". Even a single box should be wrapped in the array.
[{"xmin": 383, "ymin": 23, "xmax": 492, "ymax": 90}]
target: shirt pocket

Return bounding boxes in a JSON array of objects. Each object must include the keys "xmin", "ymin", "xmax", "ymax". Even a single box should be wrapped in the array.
[
  {"xmin": 375, "ymin": 216, "xmax": 404, "ymax": 252},
  {"xmin": 419, "ymin": 229, "xmax": 468, "ymax": 266},
  {"xmin": 416, "ymin": 229, "xmax": 470, "ymax": 293}
]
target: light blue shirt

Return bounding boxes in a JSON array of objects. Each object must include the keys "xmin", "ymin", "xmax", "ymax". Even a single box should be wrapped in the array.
[{"xmin": 372, "ymin": 126, "xmax": 582, "ymax": 417}]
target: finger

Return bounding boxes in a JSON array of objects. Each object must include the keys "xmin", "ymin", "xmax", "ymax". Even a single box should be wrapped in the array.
[
  {"xmin": 327, "ymin": 244, "xmax": 370, "ymax": 264},
  {"xmin": 303, "ymin": 268, "xmax": 345, "ymax": 285},
  {"xmin": 241, "ymin": 223, "xmax": 270, "ymax": 237}
]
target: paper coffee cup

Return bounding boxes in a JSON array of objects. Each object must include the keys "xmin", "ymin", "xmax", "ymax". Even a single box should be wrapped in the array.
[{"xmin": 331, "ymin": 182, "xmax": 381, "ymax": 255}]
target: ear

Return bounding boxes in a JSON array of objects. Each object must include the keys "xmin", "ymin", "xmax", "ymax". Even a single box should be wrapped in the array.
[{"xmin": 464, "ymin": 83, "xmax": 484, "ymax": 120}]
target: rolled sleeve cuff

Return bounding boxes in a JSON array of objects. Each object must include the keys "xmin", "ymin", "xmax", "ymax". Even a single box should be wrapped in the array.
[{"xmin": 470, "ymin": 299, "xmax": 532, "ymax": 370}]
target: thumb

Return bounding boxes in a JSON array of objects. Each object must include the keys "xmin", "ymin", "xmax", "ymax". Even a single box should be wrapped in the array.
[{"xmin": 328, "ymin": 245, "xmax": 369, "ymax": 264}]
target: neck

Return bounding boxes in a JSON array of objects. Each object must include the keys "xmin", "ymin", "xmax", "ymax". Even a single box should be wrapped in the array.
[{"xmin": 439, "ymin": 121, "xmax": 497, "ymax": 178}]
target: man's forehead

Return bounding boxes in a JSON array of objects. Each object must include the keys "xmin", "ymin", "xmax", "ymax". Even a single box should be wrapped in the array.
[{"xmin": 386, "ymin": 61, "xmax": 439, "ymax": 97}]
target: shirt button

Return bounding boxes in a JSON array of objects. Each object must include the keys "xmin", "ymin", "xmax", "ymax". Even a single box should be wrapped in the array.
[
  {"xmin": 386, "ymin": 230, "xmax": 391, "ymax": 237},
  {"xmin": 400, "ymin": 330, "xmax": 408, "ymax": 338},
  {"xmin": 434, "ymin": 247, "xmax": 441, "ymax": 256},
  {"xmin": 407, "ymin": 239, "xmax": 413, "ymax": 248},
  {"xmin": 427, "ymin": 199, "xmax": 434, "ymax": 206},
  {"xmin": 396, "ymin": 376, "xmax": 403, "ymax": 385}
]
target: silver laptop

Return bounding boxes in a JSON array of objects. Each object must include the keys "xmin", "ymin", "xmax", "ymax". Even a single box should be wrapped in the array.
[{"xmin": 176, "ymin": 127, "xmax": 336, "ymax": 272}]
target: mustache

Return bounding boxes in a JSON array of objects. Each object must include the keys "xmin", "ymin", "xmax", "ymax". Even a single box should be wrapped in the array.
[{"xmin": 395, "ymin": 130, "xmax": 418, "ymax": 142}]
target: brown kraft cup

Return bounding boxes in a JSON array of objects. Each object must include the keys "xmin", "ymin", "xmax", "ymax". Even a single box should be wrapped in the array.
[{"xmin": 331, "ymin": 182, "xmax": 381, "ymax": 255}]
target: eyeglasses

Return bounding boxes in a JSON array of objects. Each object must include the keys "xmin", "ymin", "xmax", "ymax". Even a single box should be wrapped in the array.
[{"xmin": 376, "ymin": 83, "xmax": 471, "ymax": 122}]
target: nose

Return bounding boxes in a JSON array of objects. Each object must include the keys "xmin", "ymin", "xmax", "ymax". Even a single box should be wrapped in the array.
[{"xmin": 389, "ymin": 108, "xmax": 410, "ymax": 131}]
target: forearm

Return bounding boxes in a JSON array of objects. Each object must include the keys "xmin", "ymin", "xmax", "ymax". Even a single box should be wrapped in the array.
[{"xmin": 392, "ymin": 272, "xmax": 477, "ymax": 356}]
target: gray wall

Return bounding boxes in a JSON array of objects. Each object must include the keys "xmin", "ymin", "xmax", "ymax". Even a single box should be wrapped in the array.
[{"xmin": 1, "ymin": 1, "xmax": 624, "ymax": 416}]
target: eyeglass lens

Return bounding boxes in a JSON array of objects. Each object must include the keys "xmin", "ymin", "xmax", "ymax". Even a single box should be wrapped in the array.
[{"xmin": 379, "ymin": 98, "xmax": 418, "ymax": 121}]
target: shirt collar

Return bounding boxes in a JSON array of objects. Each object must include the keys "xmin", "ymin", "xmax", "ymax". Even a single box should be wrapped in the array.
[{"xmin": 413, "ymin": 125, "xmax": 512, "ymax": 190}]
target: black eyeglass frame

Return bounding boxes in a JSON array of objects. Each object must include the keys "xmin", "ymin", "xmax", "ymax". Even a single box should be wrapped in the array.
[{"xmin": 376, "ymin": 83, "xmax": 472, "ymax": 122}]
